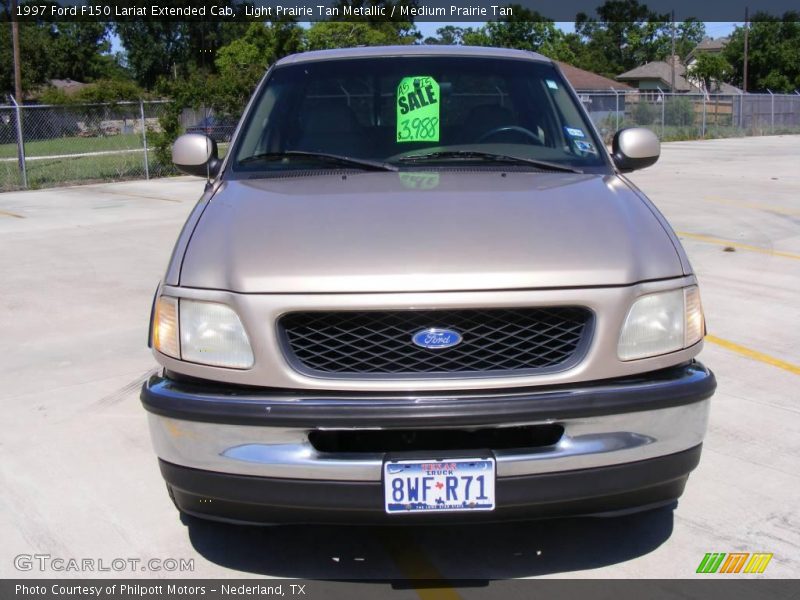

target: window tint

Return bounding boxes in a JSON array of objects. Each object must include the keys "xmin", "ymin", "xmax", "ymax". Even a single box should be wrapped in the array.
[{"xmin": 233, "ymin": 56, "xmax": 607, "ymax": 171}]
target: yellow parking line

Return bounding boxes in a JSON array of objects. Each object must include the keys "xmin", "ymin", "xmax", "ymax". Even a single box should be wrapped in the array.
[
  {"xmin": 676, "ymin": 231, "xmax": 800, "ymax": 260},
  {"xmin": 379, "ymin": 531, "xmax": 463, "ymax": 600},
  {"xmin": 706, "ymin": 335, "xmax": 800, "ymax": 376},
  {"xmin": 100, "ymin": 189, "xmax": 183, "ymax": 203},
  {"xmin": 703, "ymin": 195, "xmax": 800, "ymax": 216}
]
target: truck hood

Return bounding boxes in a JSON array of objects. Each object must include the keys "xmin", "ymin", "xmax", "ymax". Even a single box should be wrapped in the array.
[{"xmin": 180, "ymin": 171, "xmax": 683, "ymax": 293}]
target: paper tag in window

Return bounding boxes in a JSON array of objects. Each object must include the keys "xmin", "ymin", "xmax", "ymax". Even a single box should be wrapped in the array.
[{"xmin": 397, "ymin": 76, "xmax": 440, "ymax": 143}]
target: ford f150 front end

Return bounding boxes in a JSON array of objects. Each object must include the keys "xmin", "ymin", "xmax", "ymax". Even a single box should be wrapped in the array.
[{"xmin": 141, "ymin": 46, "xmax": 715, "ymax": 524}]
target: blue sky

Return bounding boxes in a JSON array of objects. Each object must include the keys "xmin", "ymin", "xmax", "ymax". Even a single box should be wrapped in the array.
[{"xmin": 414, "ymin": 21, "xmax": 740, "ymax": 38}]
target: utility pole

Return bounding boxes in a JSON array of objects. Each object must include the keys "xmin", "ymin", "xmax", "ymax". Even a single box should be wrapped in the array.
[
  {"xmin": 743, "ymin": 7, "xmax": 749, "ymax": 93},
  {"xmin": 10, "ymin": 0, "xmax": 23, "ymax": 102},
  {"xmin": 670, "ymin": 10, "xmax": 676, "ymax": 92},
  {"xmin": 9, "ymin": 0, "xmax": 26, "ymax": 189}
]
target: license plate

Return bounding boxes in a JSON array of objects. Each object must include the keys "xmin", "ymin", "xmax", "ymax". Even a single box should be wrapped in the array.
[{"xmin": 383, "ymin": 457, "xmax": 496, "ymax": 513}]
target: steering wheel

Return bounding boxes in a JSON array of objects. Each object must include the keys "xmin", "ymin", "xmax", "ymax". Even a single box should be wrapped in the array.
[{"xmin": 476, "ymin": 125, "xmax": 543, "ymax": 145}]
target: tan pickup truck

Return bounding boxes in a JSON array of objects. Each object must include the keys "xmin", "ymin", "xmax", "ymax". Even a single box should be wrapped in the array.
[{"xmin": 141, "ymin": 45, "xmax": 715, "ymax": 524}]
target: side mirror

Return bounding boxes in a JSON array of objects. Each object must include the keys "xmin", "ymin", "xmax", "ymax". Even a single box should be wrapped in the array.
[
  {"xmin": 172, "ymin": 133, "xmax": 221, "ymax": 178},
  {"xmin": 611, "ymin": 127, "xmax": 660, "ymax": 172}
]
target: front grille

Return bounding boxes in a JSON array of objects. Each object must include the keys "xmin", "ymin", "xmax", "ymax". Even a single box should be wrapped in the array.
[{"xmin": 278, "ymin": 307, "xmax": 593, "ymax": 377}]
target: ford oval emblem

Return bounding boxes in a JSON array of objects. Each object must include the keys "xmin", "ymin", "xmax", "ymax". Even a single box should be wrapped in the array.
[{"xmin": 412, "ymin": 328, "xmax": 463, "ymax": 350}]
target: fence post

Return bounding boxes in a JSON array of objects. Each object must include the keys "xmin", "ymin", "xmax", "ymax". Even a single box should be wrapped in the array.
[
  {"xmin": 795, "ymin": 90, "xmax": 800, "ymax": 127},
  {"xmin": 9, "ymin": 95, "xmax": 27, "ymax": 189},
  {"xmin": 767, "ymin": 89, "xmax": 774, "ymax": 133},
  {"xmin": 140, "ymin": 99, "xmax": 150, "ymax": 180},
  {"xmin": 701, "ymin": 94, "xmax": 707, "ymax": 138},
  {"xmin": 657, "ymin": 87, "xmax": 665, "ymax": 139},
  {"xmin": 739, "ymin": 94, "xmax": 744, "ymax": 130},
  {"xmin": 611, "ymin": 88, "xmax": 620, "ymax": 130}
]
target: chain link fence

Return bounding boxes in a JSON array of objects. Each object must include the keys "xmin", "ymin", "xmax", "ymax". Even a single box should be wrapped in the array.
[
  {"xmin": 0, "ymin": 100, "xmax": 187, "ymax": 192},
  {"xmin": 577, "ymin": 91, "xmax": 800, "ymax": 144},
  {"xmin": 2, "ymin": 93, "xmax": 800, "ymax": 191}
]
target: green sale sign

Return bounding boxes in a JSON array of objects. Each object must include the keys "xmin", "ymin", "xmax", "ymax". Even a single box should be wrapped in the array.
[{"xmin": 396, "ymin": 75, "xmax": 440, "ymax": 143}]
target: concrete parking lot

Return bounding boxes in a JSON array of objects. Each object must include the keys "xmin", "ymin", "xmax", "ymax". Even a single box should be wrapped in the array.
[{"xmin": 1, "ymin": 136, "xmax": 798, "ymax": 584}]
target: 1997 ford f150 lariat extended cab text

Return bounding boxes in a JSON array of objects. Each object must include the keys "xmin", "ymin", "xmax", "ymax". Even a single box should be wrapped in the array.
[{"xmin": 141, "ymin": 46, "xmax": 716, "ymax": 524}]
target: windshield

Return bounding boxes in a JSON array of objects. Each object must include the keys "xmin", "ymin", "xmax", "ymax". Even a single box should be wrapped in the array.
[{"xmin": 232, "ymin": 56, "xmax": 608, "ymax": 174}]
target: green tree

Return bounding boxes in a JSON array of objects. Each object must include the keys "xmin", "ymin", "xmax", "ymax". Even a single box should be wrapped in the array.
[
  {"xmin": 114, "ymin": 22, "xmax": 190, "ymax": 89},
  {"xmin": 461, "ymin": 28, "xmax": 492, "ymax": 46},
  {"xmin": 74, "ymin": 79, "xmax": 146, "ymax": 103},
  {"xmin": 306, "ymin": 21, "xmax": 417, "ymax": 50},
  {"xmin": 0, "ymin": 19, "xmax": 125, "ymax": 97},
  {"xmin": 427, "ymin": 5, "xmax": 575, "ymax": 62},
  {"xmin": 215, "ymin": 21, "xmax": 304, "ymax": 73},
  {"xmin": 575, "ymin": 0, "xmax": 667, "ymax": 74},
  {"xmin": 574, "ymin": 0, "xmax": 703, "ymax": 76},
  {"xmin": 627, "ymin": 19, "xmax": 705, "ymax": 66},
  {"xmin": 151, "ymin": 68, "xmax": 208, "ymax": 167},
  {"xmin": 423, "ymin": 25, "xmax": 466, "ymax": 45},
  {"xmin": 484, "ymin": 5, "xmax": 573, "ymax": 61},
  {"xmin": 47, "ymin": 23, "xmax": 122, "ymax": 83},
  {"xmin": 0, "ymin": 21, "xmax": 52, "ymax": 96},
  {"xmin": 115, "ymin": 2, "xmax": 247, "ymax": 89},
  {"xmin": 723, "ymin": 13, "xmax": 800, "ymax": 92},
  {"xmin": 214, "ymin": 21, "xmax": 305, "ymax": 111},
  {"xmin": 561, "ymin": 31, "xmax": 610, "ymax": 75},
  {"xmin": 152, "ymin": 18, "xmax": 303, "ymax": 166},
  {"xmin": 40, "ymin": 79, "xmax": 146, "ymax": 104},
  {"xmin": 673, "ymin": 19, "xmax": 706, "ymax": 63},
  {"xmin": 306, "ymin": 0, "xmax": 418, "ymax": 50},
  {"xmin": 690, "ymin": 52, "xmax": 732, "ymax": 92}
]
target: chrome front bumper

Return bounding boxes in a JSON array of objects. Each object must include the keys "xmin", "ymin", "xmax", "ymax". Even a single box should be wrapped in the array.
[
  {"xmin": 148, "ymin": 401, "xmax": 708, "ymax": 481},
  {"xmin": 143, "ymin": 362, "xmax": 714, "ymax": 482}
]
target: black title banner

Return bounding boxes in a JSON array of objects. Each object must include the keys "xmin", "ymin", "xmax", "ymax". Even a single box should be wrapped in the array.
[{"xmin": 6, "ymin": 0, "xmax": 800, "ymax": 23}]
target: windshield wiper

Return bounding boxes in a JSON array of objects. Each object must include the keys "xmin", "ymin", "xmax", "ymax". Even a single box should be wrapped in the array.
[
  {"xmin": 239, "ymin": 150, "xmax": 398, "ymax": 172},
  {"xmin": 397, "ymin": 151, "xmax": 583, "ymax": 174}
]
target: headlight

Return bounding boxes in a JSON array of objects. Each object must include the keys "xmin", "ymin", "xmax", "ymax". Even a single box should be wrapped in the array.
[
  {"xmin": 684, "ymin": 286, "xmax": 704, "ymax": 348},
  {"xmin": 152, "ymin": 297, "xmax": 254, "ymax": 369},
  {"xmin": 153, "ymin": 296, "xmax": 180, "ymax": 359},
  {"xmin": 618, "ymin": 286, "xmax": 704, "ymax": 361}
]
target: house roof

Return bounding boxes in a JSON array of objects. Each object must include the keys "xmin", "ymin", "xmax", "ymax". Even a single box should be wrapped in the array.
[
  {"xmin": 693, "ymin": 37, "xmax": 729, "ymax": 53},
  {"xmin": 48, "ymin": 79, "xmax": 88, "ymax": 94},
  {"xmin": 706, "ymin": 81, "xmax": 742, "ymax": 95},
  {"xmin": 616, "ymin": 61, "xmax": 695, "ymax": 92},
  {"xmin": 687, "ymin": 37, "xmax": 730, "ymax": 63},
  {"xmin": 555, "ymin": 61, "xmax": 633, "ymax": 91}
]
